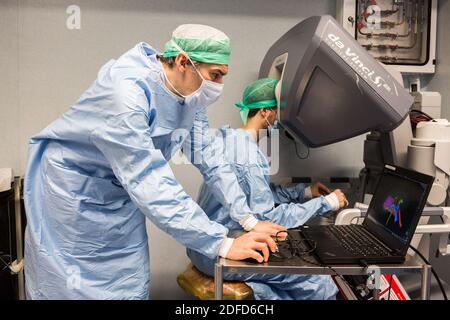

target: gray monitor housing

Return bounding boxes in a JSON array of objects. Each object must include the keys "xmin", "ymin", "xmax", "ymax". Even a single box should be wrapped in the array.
[{"xmin": 259, "ymin": 15, "xmax": 414, "ymax": 147}]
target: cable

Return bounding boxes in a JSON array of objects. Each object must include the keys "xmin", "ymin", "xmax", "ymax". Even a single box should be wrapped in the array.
[
  {"xmin": 409, "ymin": 244, "xmax": 448, "ymax": 300},
  {"xmin": 301, "ymin": 253, "xmax": 358, "ymax": 289},
  {"xmin": 274, "ymin": 231, "xmax": 359, "ymax": 292},
  {"xmin": 410, "ymin": 109, "xmax": 434, "ymax": 129},
  {"xmin": 410, "ymin": 109, "xmax": 434, "ymax": 120}
]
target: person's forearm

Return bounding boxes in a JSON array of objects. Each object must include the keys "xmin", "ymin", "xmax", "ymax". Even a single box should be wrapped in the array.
[
  {"xmin": 270, "ymin": 182, "xmax": 307, "ymax": 204},
  {"xmin": 256, "ymin": 197, "xmax": 332, "ymax": 228}
]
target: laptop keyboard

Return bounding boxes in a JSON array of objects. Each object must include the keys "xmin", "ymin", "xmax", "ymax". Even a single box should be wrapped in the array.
[{"xmin": 328, "ymin": 225, "xmax": 392, "ymax": 257}]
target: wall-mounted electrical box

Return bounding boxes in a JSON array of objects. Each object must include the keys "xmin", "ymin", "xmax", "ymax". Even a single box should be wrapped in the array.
[{"xmin": 337, "ymin": 0, "xmax": 437, "ymax": 74}]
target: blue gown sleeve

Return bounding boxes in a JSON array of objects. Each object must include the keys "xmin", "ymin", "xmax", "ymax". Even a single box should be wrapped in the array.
[
  {"xmin": 269, "ymin": 182, "xmax": 306, "ymax": 204},
  {"xmin": 91, "ymin": 80, "xmax": 228, "ymax": 259},
  {"xmin": 259, "ymin": 198, "xmax": 332, "ymax": 229},
  {"xmin": 182, "ymin": 107, "xmax": 256, "ymax": 224},
  {"xmin": 241, "ymin": 165, "xmax": 331, "ymax": 229}
]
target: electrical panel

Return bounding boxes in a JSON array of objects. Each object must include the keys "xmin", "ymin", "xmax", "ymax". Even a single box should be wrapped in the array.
[{"xmin": 337, "ymin": 0, "xmax": 437, "ymax": 74}]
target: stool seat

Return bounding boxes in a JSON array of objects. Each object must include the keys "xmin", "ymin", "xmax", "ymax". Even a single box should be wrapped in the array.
[{"xmin": 177, "ymin": 263, "xmax": 253, "ymax": 300}]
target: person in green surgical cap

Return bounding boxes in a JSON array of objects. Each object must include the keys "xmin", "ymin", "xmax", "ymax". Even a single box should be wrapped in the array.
[
  {"xmin": 187, "ymin": 78, "xmax": 348, "ymax": 300},
  {"xmin": 24, "ymin": 24, "xmax": 283, "ymax": 300}
]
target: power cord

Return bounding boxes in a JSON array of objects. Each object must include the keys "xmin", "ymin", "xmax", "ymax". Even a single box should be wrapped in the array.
[
  {"xmin": 410, "ymin": 109, "xmax": 434, "ymax": 129},
  {"xmin": 274, "ymin": 231, "xmax": 411, "ymax": 299},
  {"xmin": 410, "ymin": 109, "xmax": 434, "ymax": 120},
  {"xmin": 274, "ymin": 233, "xmax": 449, "ymax": 300},
  {"xmin": 409, "ymin": 244, "xmax": 448, "ymax": 300}
]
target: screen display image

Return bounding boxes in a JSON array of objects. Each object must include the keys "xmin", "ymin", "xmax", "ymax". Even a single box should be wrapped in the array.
[
  {"xmin": 365, "ymin": 171, "xmax": 428, "ymax": 244},
  {"xmin": 383, "ymin": 195, "xmax": 404, "ymax": 228}
]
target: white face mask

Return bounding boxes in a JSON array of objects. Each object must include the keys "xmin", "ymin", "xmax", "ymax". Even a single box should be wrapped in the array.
[
  {"xmin": 164, "ymin": 42, "xmax": 224, "ymax": 107},
  {"xmin": 186, "ymin": 62, "xmax": 224, "ymax": 107}
]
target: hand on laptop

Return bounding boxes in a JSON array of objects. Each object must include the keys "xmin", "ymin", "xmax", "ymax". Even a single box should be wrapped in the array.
[{"xmin": 226, "ymin": 232, "xmax": 278, "ymax": 263}]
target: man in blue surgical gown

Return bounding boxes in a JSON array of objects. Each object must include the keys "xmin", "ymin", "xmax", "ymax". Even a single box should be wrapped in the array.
[{"xmin": 23, "ymin": 25, "xmax": 282, "ymax": 299}]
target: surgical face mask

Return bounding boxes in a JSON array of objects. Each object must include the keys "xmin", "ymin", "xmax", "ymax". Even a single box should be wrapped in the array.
[
  {"xmin": 164, "ymin": 42, "xmax": 224, "ymax": 107},
  {"xmin": 186, "ymin": 62, "xmax": 224, "ymax": 107}
]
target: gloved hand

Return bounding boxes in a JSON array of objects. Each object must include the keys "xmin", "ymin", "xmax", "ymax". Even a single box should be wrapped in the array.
[{"xmin": 226, "ymin": 232, "xmax": 278, "ymax": 263}]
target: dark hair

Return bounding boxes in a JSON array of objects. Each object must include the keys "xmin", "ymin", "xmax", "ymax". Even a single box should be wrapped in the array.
[
  {"xmin": 157, "ymin": 54, "xmax": 176, "ymax": 68},
  {"xmin": 247, "ymin": 107, "xmax": 276, "ymax": 120},
  {"xmin": 157, "ymin": 54, "xmax": 198, "ymax": 69}
]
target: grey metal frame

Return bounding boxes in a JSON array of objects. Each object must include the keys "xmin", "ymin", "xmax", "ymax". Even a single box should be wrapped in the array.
[
  {"xmin": 14, "ymin": 177, "xmax": 25, "ymax": 300},
  {"xmin": 214, "ymin": 254, "xmax": 431, "ymax": 300}
]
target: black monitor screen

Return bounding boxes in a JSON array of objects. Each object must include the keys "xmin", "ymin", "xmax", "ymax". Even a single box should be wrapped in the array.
[{"xmin": 364, "ymin": 171, "xmax": 428, "ymax": 244}]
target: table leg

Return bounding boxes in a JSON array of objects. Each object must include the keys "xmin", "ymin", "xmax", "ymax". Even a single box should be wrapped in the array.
[
  {"xmin": 421, "ymin": 264, "xmax": 432, "ymax": 300},
  {"xmin": 214, "ymin": 262, "xmax": 223, "ymax": 300}
]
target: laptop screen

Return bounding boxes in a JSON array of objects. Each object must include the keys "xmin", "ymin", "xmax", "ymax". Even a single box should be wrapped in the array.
[{"xmin": 364, "ymin": 168, "xmax": 430, "ymax": 245}]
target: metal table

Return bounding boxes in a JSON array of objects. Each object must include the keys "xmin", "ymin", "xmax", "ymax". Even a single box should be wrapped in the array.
[{"xmin": 214, "ymin": 254, "xmax": 432, "ymax": 300}]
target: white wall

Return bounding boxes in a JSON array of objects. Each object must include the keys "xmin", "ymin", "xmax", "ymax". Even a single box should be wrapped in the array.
[
  {"xmin": 0, "ymin": 0, "xmax": 448, "ymax": 299},
  {"xmin": 427, "ymin": 0, "xmax": 450, "ymax": 118},
  {"xmin": 0, "ymin": 1, "xmax": 19, "ymax": 171}
]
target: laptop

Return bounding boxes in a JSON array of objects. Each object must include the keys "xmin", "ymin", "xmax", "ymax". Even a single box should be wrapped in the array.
[{"xmin": 297, "ymin": 164, "xmax": 434, "ymax": 264}]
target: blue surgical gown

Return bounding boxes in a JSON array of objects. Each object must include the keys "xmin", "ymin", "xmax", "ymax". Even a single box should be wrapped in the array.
[
  {"xmin": 23, "ymin": 43, "xmax": 255, "ymax": 299},
  {"xmin": 187, "ymin": 127, "xmax": 339, "ymax": 300}
]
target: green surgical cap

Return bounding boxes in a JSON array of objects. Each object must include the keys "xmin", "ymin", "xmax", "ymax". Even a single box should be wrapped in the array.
[
  {"xmin": 163, "ymin": 24, "xmax": 231, "ymax": 65},
  {"xmin": 235, "ymin": 78, "xmax": 279, "ymax": 125}
]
